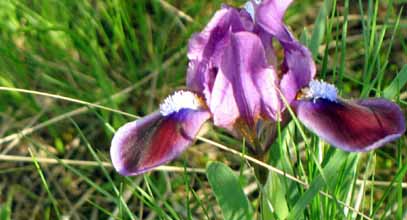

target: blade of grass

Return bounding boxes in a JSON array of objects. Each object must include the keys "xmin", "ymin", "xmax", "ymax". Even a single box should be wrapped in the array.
[
  {"xmin": 309, "ymin": 0, "xmax": 333, "ymax": 57},
  {"xmin": 0, "ymin": 186, "xmax": 13, "ymax": 220},
  {"xmin": 70, "ymin": 118, "xmax": 135, "ymax": 220},
  {"xmin": 28, "ymin": 146, "xmax": 61, "ymax": 219},
  {"xmin": 338, "ymin": 0, "xmax": 349, "ymax": 88},
  {"xmin": 383, "ymin": 65, "xmax": 407, "ymax": 99},
  {"xmin": 287, "ymin": 150, "xmax": 348, "ymax": 220},
  {"xmin": 371, "ymin": 149, "xmax": 407, "ymax": 216}
]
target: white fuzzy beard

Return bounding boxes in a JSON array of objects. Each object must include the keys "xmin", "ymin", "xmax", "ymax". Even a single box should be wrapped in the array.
[
  {"xmin": 306, "ymin": 80, "xmax": 338, "ymax": 102},
  {"xmin": 159, "ymin": 91, "xmax": 201, "ymax": 116}
]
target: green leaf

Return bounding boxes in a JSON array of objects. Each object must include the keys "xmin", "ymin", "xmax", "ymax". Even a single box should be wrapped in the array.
[
  {"xmin": 383, "ymin": 65, "xmax": 407, "ymax": 99},
  {"xmin": 309, "ymin": 0, "xmax": 333, "ymax": 57},
  {"xmin": 287, "ymin": 150, "xmax": 348, "ymax": 220},
  {"xmin": 262, "ymin": 172, "xmax": 289, "ymax": 220},
  {"xmin": 0, "ymin": 187, "xmax": 13, "ymax": 220},
  {"xmin": 207, "ymin": 162, "xmax": 253, "ymax": 220}
]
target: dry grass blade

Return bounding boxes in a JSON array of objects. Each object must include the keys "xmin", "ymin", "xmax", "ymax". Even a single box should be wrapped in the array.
[
  {"xmin": 0, "ymin": 154, "xmax": 205, "ymax": 173},
  {"xmin": 158, "ymin": 0, "xmax": 194, "ymax": 23}
]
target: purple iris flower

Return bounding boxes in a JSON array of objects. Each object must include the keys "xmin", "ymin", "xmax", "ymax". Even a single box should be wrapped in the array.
[
  {"xmin": 295, "ymin": 80, "xmax": 405, "ymax": 152},
  {"xmin": 110, "ymin": 0, "xmax": 405, "ymax": 176}
]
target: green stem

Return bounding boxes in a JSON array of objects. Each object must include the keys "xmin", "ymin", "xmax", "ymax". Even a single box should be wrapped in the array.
[{"xmin": 253, "ymin": 149, "xmax": 268, "ymax": 185}]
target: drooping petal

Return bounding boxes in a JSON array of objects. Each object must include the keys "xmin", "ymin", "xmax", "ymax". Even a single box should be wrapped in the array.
[
  {"xmin": 279, "ymin": 40, "xmax": 316, "ymax": 104},
  {"xmin": 295, "ymin": 98, "xmax": 406, "ymax": 152},
  {"xmin": 255, "ymin": 0, "xmax": 316, "ymax": 105},
  {"xmin": 111, "ymin": 91, "xmax": 211, "ymax": 176},
  {"xmin": 255, "ymin": 0, "xmax": 294, "ymax": 40},
  {"xmin": 110, "ymin": 110, "xmax": 210, "ymax": 175},
  {"xmin": 210, "ymin": 31, "xmax": 280, "ymax": 130}
]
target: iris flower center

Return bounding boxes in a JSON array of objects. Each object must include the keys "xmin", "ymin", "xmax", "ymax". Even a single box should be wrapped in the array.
[
  {"xmin": 159, "ymin": 91, "xmax": 202, "ymax": 116},
  {"xmin": 306, "ymin": 80, "xmax": 338, "ymax": 102}
]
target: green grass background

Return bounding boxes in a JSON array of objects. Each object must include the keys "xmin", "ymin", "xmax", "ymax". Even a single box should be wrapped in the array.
[{"xmin": 0, "ymin": 0, "xmax": 406, "ymax": 219}]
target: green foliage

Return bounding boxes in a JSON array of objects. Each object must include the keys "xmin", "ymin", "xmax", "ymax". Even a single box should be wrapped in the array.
[
  {"xmin": 309, "ymin": 0, "xmax": 333, "ymax": 57},
  {"xmin": 261, "ymin": 172, "xmax": 289, "ymax": 220},
  {"xmin": 287, "ymin": 150, "xmax": 348, "ymax": 220},
  {"xmin": 207, "ymin": 162, "xmax": 253, "ymax": 220},
  {"xmin": 383, "ymin": 65, "xmax": 407, "ymax": 99}
]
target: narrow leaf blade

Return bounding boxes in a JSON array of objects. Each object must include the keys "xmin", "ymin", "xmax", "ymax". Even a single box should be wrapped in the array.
[
  {"xmin": 287, "ymin": 150, "xmax": 348, "ymax": 220},
  {"xmin": 383, "ymin": 65, "xmax": 407, "ymax": 99}
]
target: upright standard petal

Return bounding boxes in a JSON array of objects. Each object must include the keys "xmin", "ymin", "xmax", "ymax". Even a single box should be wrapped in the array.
[
  {"xmin": 210, "ymin": 69, "xmax": 240, "ymax": 131},
  {"xmin": 110, "ymin": 91, "xmax": 211, "ymax": 175},
  {"xmin": 296, "ymin": 97, "xmax": 405, "ymax": 152},
  {"xmin": 255, "ymin": 0, "xmax": 293, "ymax": 40},
  {"xmin": 187, "ymin": 6, "xmax": 252, "ymax": 105},
  {"xmin": 211, "ymin": 32, "xmax": 280, "ymax": 130},
  {"xmin": 187, "ymin": 6, "xmax": 248, "ymax": 62}
]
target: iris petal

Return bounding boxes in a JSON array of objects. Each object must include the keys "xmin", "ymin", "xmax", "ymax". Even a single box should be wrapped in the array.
[
  {"xmin": 280, "ymin": 40, "xmax": 316, "ymax": 104},
  {"xmin": 210, "ymin": 70, "xmax": 240, "ymax": 130},
  {"xmin": 187, "ymin": 8, "xmax": 244, "ymax": 62},
  {"xmin": 110, "ymin": 110, "xmax": 211, "ymax": 175},
  {"xmin": 211, "ymin": 31, "xmax": 280, "ymax": 129},
  {"xmin": 255, "ymin": 0, "xmax": 316, "ymax": 105},
  {"xmin": 256, "ymin": 0, "xmax": 294, "ymax": 40},
  {"xmin": 187, "ymin": 6, "xmax": 256, "ymax": 106},
  {"xmin": 255, "ymin": 27, "xmax": 278, "ymax": 67},
  {"xmin": 296, "ymin": 98, "xmax": 406, "ymax": 152}
]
